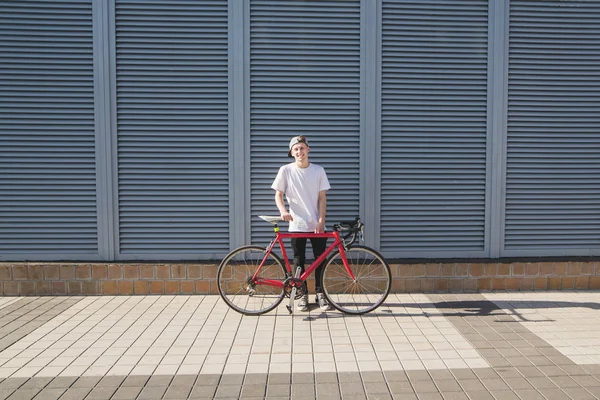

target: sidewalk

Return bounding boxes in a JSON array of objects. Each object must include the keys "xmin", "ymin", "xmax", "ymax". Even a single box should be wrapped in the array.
[{"xmin": 0, "ymin": 292, "xmax": 599, "ymax": 399}]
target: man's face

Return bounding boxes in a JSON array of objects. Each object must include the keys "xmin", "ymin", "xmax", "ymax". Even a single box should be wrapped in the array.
[{"xmin": 291, "ymin": 142, "xmax": 309, "ymax": 161}]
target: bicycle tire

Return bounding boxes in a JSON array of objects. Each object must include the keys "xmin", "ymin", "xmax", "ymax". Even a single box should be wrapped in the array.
[
  {"xmin": 217, "ymin": 245, "xmax": 287, "ymax": 315},
  {"xmin": 322, "ymin": 245, "xmax": 391, "ymax": 315}
]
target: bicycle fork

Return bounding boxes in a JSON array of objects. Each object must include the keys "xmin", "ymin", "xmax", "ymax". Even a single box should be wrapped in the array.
[{"xmin": 285, "ymin": 266, "xmax": 303, "ymax": 314}]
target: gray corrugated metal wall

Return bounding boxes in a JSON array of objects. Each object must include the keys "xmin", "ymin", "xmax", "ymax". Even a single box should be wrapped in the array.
[{"xmin": 1, "ymin": 0, "xmax": 598, "ymax": 261}]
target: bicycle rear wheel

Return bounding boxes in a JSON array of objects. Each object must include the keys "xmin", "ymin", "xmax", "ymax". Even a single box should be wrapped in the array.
[
  {"xmin": 322, "ymin": 245, "xmax": 391, "ymax": 315},
  {"xmin": 217, "ymin": 245, "xmax": 287, "ymax": 315}
]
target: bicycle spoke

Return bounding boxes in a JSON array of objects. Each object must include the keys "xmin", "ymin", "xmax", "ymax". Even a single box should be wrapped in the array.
[
  {"xmin": 217, "ymin": 246, "xmax": 287, "ymax": 315},
  {"xmin": 322, "ymin": 246, "xmax": 391, "ymax": 314}
]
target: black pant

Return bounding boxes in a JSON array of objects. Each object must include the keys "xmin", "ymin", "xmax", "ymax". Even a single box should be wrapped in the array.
[{"xmin": 291, "ymin": 236, "xmax": 327, "ymax": 293}]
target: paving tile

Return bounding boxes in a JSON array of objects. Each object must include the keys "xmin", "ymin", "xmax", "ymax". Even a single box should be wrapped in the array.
[
  {"xmin": 111, "ymin": 386, "xmax": 142, "ymax": 400},
  {"xmin": 266, "ymin": 384, "xmax": 290, "ymax": 398},
  {"xmin": 194, "ymin": 375, "xmax": 221, "ymax": 386},
  {"xmin": 291, "ymin": 383, "xmax": 314, "ymax": 397},
  {"xmin": 214, "ymin": 384, "xmax": 241, "ymax": 398},
  {"xmin": 513, "ymin": 389, "xmax": 545, "ymax": 400},
  {"xmin": 136, "ymin": 386, "xmax": 166, "ymax": 400},
  {"xmin": 536, "ymin": 388, "xmax": 570, "ymax": 400},
  {"xmin": 5, "ymin": 388, "xmax": 40, "ymax": 400},
  {"xmin": 121, "ymin": 375, "xmax": 149, "ymax": 387},
  {"xmin": 339, "ymin": 382, "xmax": 364, "ymax": 396},
  {"xmin": 218, "ymin": 374, "xmax": 243, "ymax": 386},
  {"xmin": 71, "ymin": 377, "xmax": 101, "ymax": 388},
  {"xmin": 146, "ymin": 375, "xmax": 173, "ymax": 387},
  {"xmin": 188, "ymin": 385, "xmax": 217, "ymax": 399},
  {"xmin": 57, "ymin": 388, "xmax": 92, "ymax": 400},
  {"xmin": 31, "ymin": 388, "xmax": 65, "ymax": 400},
  {"xmin": 84, "ymin": 386, "xmax": 117, "ymax": 400},
  {"xmin": 96, "ymin": 376, "xmax": 124, "ymax": 387}
]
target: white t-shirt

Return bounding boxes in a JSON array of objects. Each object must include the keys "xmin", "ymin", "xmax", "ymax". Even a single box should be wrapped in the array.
[{"xmin": 271, "ymin": 163, "xmax": 331, "ymax": 232}]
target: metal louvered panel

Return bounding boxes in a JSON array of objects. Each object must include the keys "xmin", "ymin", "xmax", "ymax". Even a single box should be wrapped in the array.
[
  {"xmin": 380, "ymin": 0, "xmax": 489, "ymax": 256},
  {"xmin": 0, "ymin": 1, "xmax": 98, "ymax": 255},
  {"xmin": 249, "ymin": 0, "xmax": 361, "ymax": 246},
  {"xmin": 115, "ymin": 1, "xmax": 229, "ymax": 257},
  {"xmin": 505, "ymin": 1, "xmax": 600, "ymax": 254}
]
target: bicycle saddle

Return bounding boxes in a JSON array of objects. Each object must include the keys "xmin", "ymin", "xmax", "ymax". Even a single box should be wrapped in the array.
[{"xmin": 258, "ymin": 215, "xmax": 283, "ymax": 224}]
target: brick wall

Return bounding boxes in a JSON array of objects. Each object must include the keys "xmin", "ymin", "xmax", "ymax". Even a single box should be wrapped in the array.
[{"xmin": 0, "ymin": 261, "xmax": 599, "ymax": 296}]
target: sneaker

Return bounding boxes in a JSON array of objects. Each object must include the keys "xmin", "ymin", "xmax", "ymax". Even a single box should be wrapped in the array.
[
  {"xmin": 297, "ymin": 294, "xmax": 308, "ymax": 311},
  {"xmin": 316, "ymin": 293, "xmax": 331, "ymax": 311}
]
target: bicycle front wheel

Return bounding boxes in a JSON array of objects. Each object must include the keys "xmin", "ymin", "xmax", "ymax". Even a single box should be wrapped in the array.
[
  {"xmin": 217, "ymin": 245, "xmax": 287, "ymax": 315},
  {"xmin": 322, "ymin": 245, "xmax": 391, "ymax": 315}
]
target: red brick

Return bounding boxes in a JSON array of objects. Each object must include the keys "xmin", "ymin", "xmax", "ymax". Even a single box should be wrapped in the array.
[
  {"xmin": 150, "ymin": 281, "xmax": 164, "ymax": 294},
  {"xmin": 76, "ymin": 265, "xmax": 91, "ymax": 280},
  {"xmin": 108, "ymin": 266, "xmax": 122, "ymax": 280},
  {"xmin": 36, "ymin": 281, "xmax": 52, "ymax": 295},
  {"xmin": 181, "ymin": 281, "xmax": 195, "ymax": 294},
  {"xmin": 82, "ymin": 281, "xmax": 98, "ymax": 295},
  {"xmin": 28, "ymin": 265, "xmax": 43, "ymax": 280},
  {"xmin": 491, "ymin": 278, "xmax": 506, "ymax": 290},
  {"xmin": 533, "ymin": 278, "xmax": 546, "ymax": 290},
  {"xmin": 561, "ymin": 277, "xmax": 575, "ymax": 290},
  {"xmin": 576, "ymin": 276, "xmax": 589, "ymax": 290},
  {"xmin": 497, "ymin": 264, "xmax": 511, "ymax": 276},
  {"xmin": 540, "ymin": 263, "xmax": 553, "ymax": 276},
  {"xmin": 421, "ymin": 278, "xmax": 434, "ymax": 292},
  {"xmin": 455, "ymin": 264, "xmax": 468, "ymax": 277},
  {"xmin": 526, "ymin": 263, "xmax": 540, "ymax": 276},
  {"xmin": 171, "ymin": 265, "xmax": 186, "ymax": 279},
  {"xmin": 412, "ymin": 264, "xmax": 425, "ymax": 277},
  {"xmin": 589, "ymin": 276, "xmax": 600, "ymax": 289},
  {"xmin": 547, "ymin": 277, "xmax": 561, "ymax": 290},
  {"xmin": 441, "ymin": 264, "xmax": 454, "ymax": 277},
  {"xmin": 478, "ymin": 278, "xmax": 491, "ymax": 291},
  {"xmin": 52, "ymin": 281, "xmax": 67, "ymax": 295},
  {"xmin": 554, "ymin": 262, "xmax": 567, "ymax": 275},
  {"xmin": 520, "ymin": 278, "xmax": 534, "ymax": 290},
  {"xmin": 484, "ymin": 264, "xmax": 497, "ymax": 276},
  {"xmin": 581, "ymin": 262, "xmax": 594, "ymax": 275},
  {"xmin": 505, "ymin": 278, "xmax": 520, "ymax": 291},
  {"xmin": 60, "ymin": 266, "xmax": 75, "ymax": 280},
  {"xmin": 398, "ymin": 265, "xmax": 411, "ymax": 277},
  {"xmin": 68, "ymin": 281, "xmax": 82, "ymax": 295},
  {"xmin": 4, "ymin": 281, "xmax": 18, "ymax": 295},
  {"xmin": 123, "ymin": 265, "xmax": 139, "ymax": 279},
  {"xmin": 195, "ymin": 280, "xmax": 210, "ymax": 294},
  {"xmin": 435, "ymin": 278, "xmax": 448, "ymax": 292},
  {"xmin": 512, "ymin": 263, "xmax": 525, "ymax": 276},
  {"xmin": 188, "ymin": 265, "xmax": 201, "ymax": 279},
  {"xmin": 156, "ymin": 265, "xmax": 170, "ymax": 279},
  {"xmin": 567, "ymin": 262, "xmax": 580, "ymax": 275},
  {"xmin": 448, "ymin": 279, "xmax": 463, "ymax": 292},
  {"xmin": 92, "ymin": 265, "xmax": 107, "ymax": 280},
  {"xmin": 0, "ymin": 266, "xmax": 10, "ymax": 279},
  {"xmin": 391, "ymin": 278, "xmax": 406, "ymax": 293},
  {"xmin": 469, "ymin": 264, "xmax": 483, "ymax": 277},
  {"xmin": 165, "ymin": 281, "xmax": 179, "ymax": 294},
  {"xmin": 118, "ymin": 280, "xmax": 133, "ymax": 295},
  {"xmin": 425, "ymin": 264, "xmax": 440, "ymax": 277},
  {"xmin": 405, "ymin": 279, "xmax": 420, "ymax": 292},
  {"xmin": 44, "ymin": 266, "xmax": 60, "ymax": 280},
  {"xmin": 140, "ymin": 266, "xmax": 154, "ymax": 279},
  {"xmin": 102, "ymin": 281, "xmax": 118, "ymax": 295},
  {"xmin": 13, "ymin": 266, "xmax": 27, "ymax": 280},
  {"xmin": 463, "ymin": 278, "xmax": 477, "ymax": 292},
  {"xmin": 203, "ymin": 265, "xmax": 217, "ymax": 279},
  {"xmin": 20, "ymin": 281, "xmax": 35, "ymax": 296},
  {"xmin": 134, "ymin": 280, "xmax": 149, "ymax": 295}
]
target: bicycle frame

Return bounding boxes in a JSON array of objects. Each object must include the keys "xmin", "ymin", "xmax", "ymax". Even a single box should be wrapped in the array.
[{"xmin": 251, "ymin": 229, "xmax": 356, "ymax": 289}]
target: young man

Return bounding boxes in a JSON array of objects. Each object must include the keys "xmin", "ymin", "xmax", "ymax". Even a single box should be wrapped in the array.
[{"xmin": 271, "ymin": 135, "xmax": 331, "ymax": 311}]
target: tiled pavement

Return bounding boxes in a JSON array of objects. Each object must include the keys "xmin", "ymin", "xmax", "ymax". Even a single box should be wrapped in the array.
[{"xmin": 1, "ymin": 293, "xmax": 600, "ymax": 399}]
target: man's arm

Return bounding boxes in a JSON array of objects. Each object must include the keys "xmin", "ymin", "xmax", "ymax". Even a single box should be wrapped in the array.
[
  {"xmin": 316, "ymin": 190, "xmax": 327, "ymax": 233},
  {"xmin": 275, "ymin": 190, "xmax": 293, "ymax": 221}
]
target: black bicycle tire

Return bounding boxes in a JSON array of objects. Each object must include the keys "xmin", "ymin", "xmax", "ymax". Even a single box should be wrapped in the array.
[
  {"xmin": 217, "ymin": 245, "xmax": 288, "ymax": 315},
  {"xmin": 321, "ymin": 245, "xmax": 391, "ymax": 315}
]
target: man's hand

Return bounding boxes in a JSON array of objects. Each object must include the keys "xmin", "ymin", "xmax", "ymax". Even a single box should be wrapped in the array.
[
  {"xmin": 281, "ymin": 212, "xmax": 293, "ymax": 222},
  {"xmin": 315, "ymin": 221, "xmax": 325, "ymax": 233}
]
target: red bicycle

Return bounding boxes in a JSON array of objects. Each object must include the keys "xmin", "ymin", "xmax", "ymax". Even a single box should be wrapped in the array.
[{"xmin": 217, "ymin": 216, "xmax": 391, "ymax": 315}]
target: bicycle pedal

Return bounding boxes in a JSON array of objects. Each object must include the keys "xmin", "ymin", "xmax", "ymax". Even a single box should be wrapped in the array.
[{"xmin": 285, "ymin": 305, "xmax": 293, "ymax": 314}]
